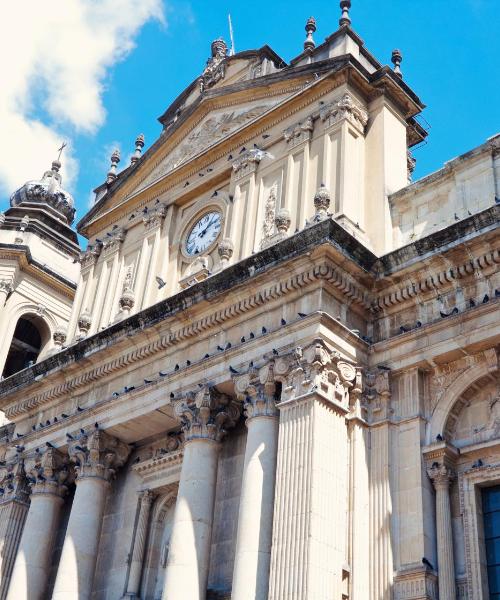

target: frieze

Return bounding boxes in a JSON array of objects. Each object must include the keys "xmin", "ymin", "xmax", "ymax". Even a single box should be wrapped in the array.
[
  {"xmin": 320, "ymin": 92, "xmax": 368, "ymax": 132},
  {"xmin": 283, "ymin": 115, "xmax": 314, "ymax": 148}
]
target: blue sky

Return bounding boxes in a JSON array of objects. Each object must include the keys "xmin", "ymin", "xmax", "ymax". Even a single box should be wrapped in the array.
[{"xmin": 1, "ymin": 0, "xmax": 498, "ymax": 237}]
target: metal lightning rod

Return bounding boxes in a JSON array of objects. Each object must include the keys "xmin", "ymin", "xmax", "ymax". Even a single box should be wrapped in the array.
[{"xmin": 228, "ymin": 14, "xmax": 235, "ymax": 56}]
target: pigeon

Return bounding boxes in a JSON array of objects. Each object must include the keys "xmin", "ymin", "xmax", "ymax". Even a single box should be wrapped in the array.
[
  {"xmin": 183, "ymin": 181, "xmax": 190, "ymax": 187},
  {"xmin": 45, "ymin": 442, "xmax": 55, "ymax": 449},
  {"xmin": 174, "ymin": 364, "xmax": 180, "ymax": 371},
  {"xmin": 45, "ymin": 420, "xmax": 50, "ymax": 426},
  {"xmin": 159, "ymin": 371, "xmax": 168, "ymax": 377},
  {"xmin": 133, "ymin": 456, "xmax": 141, "ymax": 464},
  {"xmin": 32, "ymin": 425, "xmax": 36, "ymax": 431},
  {"xmin": 211, "ymin": 190, "xmax": 218, "ymax": 197},
  {"xmin": 469, "ymin": 298, "xmax": 476, "ymax": 308},
  {"xmin": 15, "ymin": 445, "xmax": 24, "ymax": 453},
  {"xmin": 415, "ymin": 321, "xmax": 422, "ymax": 328},
  {"xmin": 37, "ymin": 474, "xmax": 46, "ymax": 482},
  {"xmin": 436, "ymin": 434, "xmax": 443, "ymax": 441},
  {"xmin": 61, "ymin": 413, "xmax": 69, "ymax": 419},
  {"xmin": 217, "ymin": 345, "xmax": 224, "ymax": 352},
  {"xmin": 261, "ymin": 327, "xmax": 267, "ymax": 334},
  {"xmin": 298, "ymin": 312, "xmax": 307, "ymax": 318},
  {"xmin": 281, "ymin": 318, "xmax": 286, "ymax": 326},
  {"xmin": 186, "ymin": 360, "xmax": 191, "ymax": 366},
  {"xmin": 80, "ymin": 429, "xmax": 85, "ymax": 435},
  {"xmin": 53, "ymin": 417, "xmax": 58, "ymax": 423},
  {"xmin": 472, "ymin": 459, "xmax": 484, "ymax": 468},
  {"xmin": 227, "ymin": 154, "xmax": 233, "ymax": 160},
  {"xmin": 16, "ymin": 433, "xmax": 23, "ymax": 439},
  {"xmin": 39, "ymin": 423, "xmax": 44, "ymax": 429},
  {"xmin": 378, "ymin": 365, "xmax": 391, "ymax": 371},
  {"xmin": 361, "ymin": 335, "xmax": 373, "ymax": 344},
  {"xmin": 483, "ymin": 294, "xmax": 489, "ymax": 303},
  {"xmin": 272, "ymin": 349, "xmax": 279, "ymax": 356},
  {"xmin": 144, "ymin": 378, "xmax": 155, "ymax": 384},
  {"xmin": 239, "ymin": 147, "xmax": 247, "ymax": 154},
  {"xmin": 400, "ymin": 325, "xmax": 410, "ymax": 333},
  {"xmin": 207, "ymin": 167, "xmax": 213, "ymax": 172},
  {"xmin": 225, "ymin": 342, "xmax": 231, "ymax": 350},
  {"xmin": 454, "ymin": 213, "xmax": 459, "ymax": 220},
  {"xmin": 440, "ymin": 307, "xmax": 459, "ymax": 318},
  {"xmin": 204, "ymin": 354, "xmax": 210, "ymax": 359},
  {"xmin": 229, "ymin": 366, "xmax": 239, "ymax": 374},
  {"xmin": 249, "ymin": 360, "xmax": 254, "ymax": 368},
  {"xmin": 170, "ymin": 392, "xmax": 175, "ymax": 399},
  {"xmin": 422, "ymin": 557, "xmax": 434, "ymax": 570},
  {"xmin": 496, "ymin": 289, "xmax": 500, "ymax": 298},
  {"xmin": 94, "ymin": 423, "xmax": 99, "ymax": 429},
  {"xmin": 74, "ymin": 445, "xmax": 85, "ymax": 452},
  {"xmin": 124, "ymin": 386, "xmax": 135, "ymax": 393},
  {"xmin": 156, "ymin": 276, "xmax": 166, "ymax": 289},
  {"xmin": 66, "ymin": 433, "xmax": 74, "ymax": 440},
  {"xmin": 198, "ymin": 172, "xmax": 204, "ymax": 177},
  {"xmin": 76, "ymin": 406, "xmax": 83, "ymax": 412},
  {"xmin": 262, "ymin": 134, "xmax": 270, "ymax": 139},
  {"xmin": 240, "ymin": 336, "xmax": 245, "ymax": 343},
  {"xmin": 112, "ymin": 392, "xmax": 120, "ymax": 398},
  {"xmin": 249, "ymin": 332, "xmax": 255, "ymax": 339}
]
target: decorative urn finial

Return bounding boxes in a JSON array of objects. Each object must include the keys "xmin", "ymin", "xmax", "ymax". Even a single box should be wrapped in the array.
[
  {"xmin": 391, "ymin": 49, "xmax": 403, "ymax": 78},
  {"xmin": 304, "ymin": 17, "xmax": 316, "ymax": 51},
  {"xmin": 106, "ymin": 149, "xmax": 121, "ymax": 183},
  {"xmin": 130, "ymin": 134, "xmax": 145, "ymax": 165},
  {"xmin": 339, "ymin": 0, "xmax": 352, "ymax": 27}
]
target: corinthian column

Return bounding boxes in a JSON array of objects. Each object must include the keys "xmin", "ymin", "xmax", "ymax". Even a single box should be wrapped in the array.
[
  {"xmin": 162, "ymin": 387, "xmax": 240, "ymax": 600},
  {"xmin": 231, "ymin": 362, "xmax": 279, "ymax": 600},
  {"xmin": 0, "ymin": 458, "xmax": 30, "ymax": 600},
  {"xmin": 268, "ymin": 342, "xmax": 357, "ymax": 600},
  {"xmin": 123, "ymin": 489, "xmax": 155, "ymax": 599},
  {"xmin": 427, "ymin": 463, "xmax": 456, "ymax": 600},
  {"xmin": 51, "ymin": 429, "xmax": 130, "ymax": 600},
  {"xmin": 6, "ymin": 448, "xmax": 69, "ymax": 600}
]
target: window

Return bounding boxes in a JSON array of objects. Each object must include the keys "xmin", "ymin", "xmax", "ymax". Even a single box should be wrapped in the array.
[{"xmin": 482, "ymin": 485, "xmax": 500, "ymax": 598}]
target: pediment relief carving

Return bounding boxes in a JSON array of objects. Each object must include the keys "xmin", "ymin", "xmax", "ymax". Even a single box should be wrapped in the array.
[{"xmin": 134, "ymin": 102, "xmax": 279, "ymax": 194}]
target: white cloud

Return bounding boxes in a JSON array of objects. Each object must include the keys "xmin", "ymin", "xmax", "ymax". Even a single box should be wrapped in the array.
[{"xmin": 0, "ymin": 0, "xmax": 164, "ymax": 199}]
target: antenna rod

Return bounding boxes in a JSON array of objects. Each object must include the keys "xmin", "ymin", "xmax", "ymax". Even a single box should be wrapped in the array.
[{"xmin": 228, "ymin": 14, "xmax": 235, "ymax": 56}]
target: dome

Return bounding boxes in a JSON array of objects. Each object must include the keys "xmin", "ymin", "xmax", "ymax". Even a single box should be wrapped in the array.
[{"xmin": 10, "ymin": 160, "xmax": 75, "ymax": 225}]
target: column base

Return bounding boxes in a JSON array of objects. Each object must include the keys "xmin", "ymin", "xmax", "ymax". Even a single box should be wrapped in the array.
[{"xmin": 394, "ymin": 566, "xmax": 438, "ymax": 600}]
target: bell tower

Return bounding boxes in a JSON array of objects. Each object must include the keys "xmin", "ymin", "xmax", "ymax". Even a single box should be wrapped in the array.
[{"xmin": 0, "ymin": 158, "xmax": 80, "ymax": 389}]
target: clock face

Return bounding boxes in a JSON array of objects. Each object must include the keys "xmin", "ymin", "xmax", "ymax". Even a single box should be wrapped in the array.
[{"xmin": 185, "ymin": 211, "xmax": 222, "ymax": 256}]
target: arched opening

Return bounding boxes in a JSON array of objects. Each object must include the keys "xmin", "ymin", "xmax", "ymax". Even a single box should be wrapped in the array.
[{"xmin": 2, "ymin": 315, "xmax": 50, "ymax": 378}]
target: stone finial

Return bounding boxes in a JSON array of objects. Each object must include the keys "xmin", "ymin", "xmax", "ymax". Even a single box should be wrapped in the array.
[
  {"xmin": 304, "ymin": 16, "xmax": 316, "ymax": 51},
  {"xmin": 174, "ymin": 386, "xmax": 241, "ymax": 442},
  {"xmin": 130, "ymin": 134, "xmax": 145, "ymax": 165},
  {"xmin": 339, "ymin": 0, "xmax": 351, "ymax": 26},
  {"xmin": 391, "ymin": 49, "xmax": 403, "ymax": 77},
  {"xmin": 275, "ymin": 208, "xmax": 291, "ymax": 235},
  {"xmin": 77, "ymin": 310, "xmax": 92, "ymax": 337},
  {"xmin": 69, "ymin": 429, "xmax": 130, "ymax": 482},
  {"xmin": 217, "ymin": 238, "xmax": 234, "ymax": 267},
  {"xmin": 106, "ymin": 149, "xmax": 121, "ymax": 183},
  {"xmin": 52, "ymin": 326, "xmax": 67, "ymax": 351}
]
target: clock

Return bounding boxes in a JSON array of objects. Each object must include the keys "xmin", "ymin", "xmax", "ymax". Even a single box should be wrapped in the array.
[{"xmin": 185, "ymin": 211, "xmax": 222, "ymax": 256}]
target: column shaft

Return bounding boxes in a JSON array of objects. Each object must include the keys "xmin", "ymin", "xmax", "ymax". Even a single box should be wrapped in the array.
[
  {"xmin": 163, "ymin": 438, "xmax": 219, "ymax": 600},
  {"xmin": 51, "ymin": 477, "xmax": 109, "ymax": 600},
  {"xmin": 435, "ymin": 484, "xmax": 456, "ymax": 600},
  {"xmin": 124, "ymin": 490, "xmax": 154, "ymax": 598},
  {"xmin": 6, "ymin": 493, "xmax": 63, "ymax": 600},
  {"xmin": 268, "ymin": 395, "xmax": 348, "ymax": 600},
  {"xmin": 232, "ymin": 415, "xmax": 278, "ymax": 600},
  {"xmin": 0, "ymin": 500, "xmax": 29, "ymax": 600}
]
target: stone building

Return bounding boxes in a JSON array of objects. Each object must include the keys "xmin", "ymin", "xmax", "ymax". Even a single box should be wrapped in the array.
[{"xmin": 0, "ymin": 3, "xmax": 499, "ymax": 599}]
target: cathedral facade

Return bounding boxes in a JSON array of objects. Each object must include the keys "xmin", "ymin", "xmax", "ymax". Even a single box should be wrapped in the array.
[{"xmin": 0, "ymin": 4, "xmax": 499, "ymax": 599}]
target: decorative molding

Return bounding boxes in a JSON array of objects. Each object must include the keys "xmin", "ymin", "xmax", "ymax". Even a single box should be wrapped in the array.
[
  {"xmin": 320, "ymin": 92, "xmax": 368, "ymax": 132},
  {"xmin": 142, "ymin": 203, "xmax": 167, "ymax": 231},
  {"xmin": 174, "ymin": 386, "xmax": 240, "ymax": 442},
  {"xmin": 283, "ymin": 115, "xmax": 314, "ymax": 148},
  {"xmin": 28, "ymin": 447, "xmax": 70, "ymax": 498},
  {"xmin": 233, "ymin": 362, "xmax": 278, "ymax": 419},
  {"xmin": 101, "ymin": 227, "xmax": 126, "ymax": 256},
  {"xmin": 0, "ymin": 458, "xmax": 30, "ymax": 506},
  {"xmin": 363, "ymin": 369, "xmax": 391, "ymax": 423},
  {"xmin": 3, "ymin": 260, "xmax": 371, "ymax": 418},
  {"xmin": 69, "ymin": 429, "xmax": 130, "ymax": 482},
  {"xmin": 78, "ymin": 243, "xmax": 102, "ymax": 270},
  {"xmin": 232, "ymin": 148, "xmax": 264, "ymax": 181},
  {"xmin": 393, "ymin": 567, "xmax": 438, "ymax": 599}
]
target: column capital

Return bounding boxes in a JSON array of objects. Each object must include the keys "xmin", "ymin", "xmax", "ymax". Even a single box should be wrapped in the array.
[
  {"xmin": 138, "ymin": 488, "xmax": 155, "ymax": 505},
  {"xmin": 174, "ymin": 386, "xmax": 241, "ymax": 442},
  {"xmin": 273, "ymin": 340, "xmax": 357, "ymax": 412},
  {"xmin": 427, "ymin": 463, "xmax": 455, "ymax": 489},
  {"xmin": 69, "ymin": 428, "xmax": 131, "ymax": 482},
  {"xmin": 233, "ymin": 361, "xmax": 278, "ymax": 420},
  {"xmin": 0, "ymin": 457, "xmax": 30, "ymax": 506},
  {"xmin": 28, "ymin": 446, "xmax": 70, "ymax": 498}
]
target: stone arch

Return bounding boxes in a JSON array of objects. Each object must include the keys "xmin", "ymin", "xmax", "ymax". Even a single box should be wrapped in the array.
[
  {"xmin": 1, "ymin": 309, "xmax": 53, "ymax": 378},
  {"xmin": 428, "ymin": 354, "xmax": 499, "ymax": 444},
  {"xmin": 141, "ymin": 487, "xmax": 177, "ymax": 600}
]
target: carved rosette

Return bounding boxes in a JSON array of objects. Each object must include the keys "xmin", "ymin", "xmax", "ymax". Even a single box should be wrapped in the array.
[
  {"xmin": 232, "ymin": 149, "xmax": 263, "ymax": 181},
  {"xmin": 69, "ymin": 429, "xmax": 130, "ymax": 482},
  {"xmin": 283, "ymin": 116, "xmax": 314, "ymax": 148},
  {"xmin": 233, "ymin": 362, "xmax": 279, "ymax": 420},
  {"xmin": 320, "ymin": 92, "xmax": 368, "ymax": 132},
  {"xmin": 174, "ymin": 386, "xmax": 241, "ymax": 442},
  {"xmin": 28, "ymin": 447, "xmax": 70, "ymax": 498},
  {"xmin": 273, "ymin": 341, "xmax": 357, "ymax": 412},
  {"xmin": 0, "ymin": 459, "xmax": 30, "ymax": 505},
  {"xmin": 217, "ymin": 238, "xmax": 234, "ymax": 267},
  {"xmin": 363, "ymin": 370, "xmax": 392, "ymax": 422},
  {"xmin": 427, "ymin": 463, "xmax": 455, "ymax": 490}
]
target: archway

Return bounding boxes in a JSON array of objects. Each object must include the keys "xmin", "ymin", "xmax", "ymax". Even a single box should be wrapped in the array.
[{"xmin": 2, "ymin": 314, "xmax": 50, "ymax": 378}]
